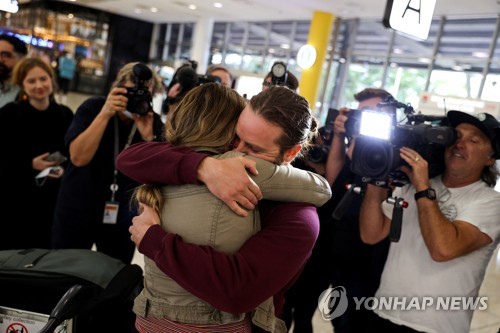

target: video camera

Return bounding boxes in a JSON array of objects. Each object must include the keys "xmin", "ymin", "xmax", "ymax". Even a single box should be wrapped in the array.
[
  {"xmin": 332, "ymin": 97, "xmax": 456, "ymax": 243},
  {"xmin": 345, "ymin": 96, "xmax": 456, "ymax": 186},
  {"xmin": 123, "ymin": 63, "xmax": 154, "ymax": 116}
]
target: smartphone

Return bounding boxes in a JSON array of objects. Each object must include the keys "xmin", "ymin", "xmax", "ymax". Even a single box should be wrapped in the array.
[
  {"xmin": 44, "ymin": 151, "xmax": 68, "ymax": 164},
  {"xmin": 49, "ymin": 166, "xmax": 63, "ymax": 175}
]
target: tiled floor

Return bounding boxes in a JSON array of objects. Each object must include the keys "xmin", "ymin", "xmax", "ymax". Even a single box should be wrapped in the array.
[{"xmin": 68, "ymin": 91, "xmax": 500, "ymax": 333}]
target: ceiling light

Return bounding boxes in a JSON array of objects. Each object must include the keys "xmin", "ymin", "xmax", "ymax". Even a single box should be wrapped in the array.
[
  {"xmin": 280, "ymin": 44, "xmax": 290, "ymax": 49},
  {"xmin": 297, "ymin": 44, "xmax": 317, "ymax": 69},
  {"xmin": 214, "ymin": 2, "xmax": 223, "ymax": 8},
  {"xmin": 67, "ymin": 13, "xmax": 74, "ymax": 18},
  {"xmin": 472, "ymin": 51, "xmax": 488, "ymax": 58},
  {"xmin": 150, "ymin": 7, "xmax": 158, "ymax": 13},
  {"xmin": 134, "ymin": 8, "xmax": 142, "ymax": 14},
  {"xmin": 418, "ymin": 57, "xmax": 431, "ymax": 64},
  {"xmin": 188, "ymin": 4, "xmax": 197, "ymax": 10}
]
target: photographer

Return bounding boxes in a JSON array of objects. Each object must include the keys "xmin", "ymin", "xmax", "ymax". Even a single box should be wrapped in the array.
[
  {"xmin": 262, "ymin": 62, "xmax": 299, "ymax": 92},
  {"xmin": 323, "ymin": 88, "xmax": 394, "ymax": 333},
  {"xmin": 206, "ymin": 64, "xmax": 232, "ymax": 86},
  {"xmin": 281, "ymin": 125, "xmax": 334, "ymax": 332},
  {"xmin": 360, "ymin": 110, "xmax": 500, "ymax": 333},
  {"xmin": 280, "ymin": 89, "xmax": 393, "ymax": 333},
  {"xmin": 52, "ymin": 62, "xmax": 164, "ymax": 263}
]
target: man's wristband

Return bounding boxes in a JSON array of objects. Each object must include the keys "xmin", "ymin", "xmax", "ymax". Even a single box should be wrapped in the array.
[{"xmin": 414, "ymin": 188, "xmax": 437, "ymax": 201}]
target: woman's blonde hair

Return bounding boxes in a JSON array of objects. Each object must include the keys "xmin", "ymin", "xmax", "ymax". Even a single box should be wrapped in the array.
[
  {"xmin": 134, "ymin": 184, "xmax": 164, "ymax": 216},
  {"xmin": 133, "ymin": 82, "xmax": 246, "ymax": 216},
  {"xmin": 166, "ymin": 82, "xmax": 246, "ymax": 153},
  {"xmin": 12, "ymin": 57, "xmax": 57, "ymax": 101}
]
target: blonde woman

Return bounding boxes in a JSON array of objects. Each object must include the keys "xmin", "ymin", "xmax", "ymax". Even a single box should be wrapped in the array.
[{"xmin": 51, "ymin": 62, "xmax": 164, "ymax": 263}]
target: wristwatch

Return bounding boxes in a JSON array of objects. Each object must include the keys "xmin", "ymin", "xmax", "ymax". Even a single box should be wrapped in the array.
[{"xmin": 414, "ymin": 188, "xmax": 437, "ymax": 201}]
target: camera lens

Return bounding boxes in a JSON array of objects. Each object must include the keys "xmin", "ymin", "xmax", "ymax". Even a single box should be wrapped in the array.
[
  {"xmin": 125, "ymin": 87, "xmax": 152, "ymax": 115},
  {"xmin": 136, "ymin": 100, "xmax": 150, "ymax": 115},
  {"xmin": 351, "ymin": 137, "xmax": 397, "ymax": 180},
  {"xmin": 308, "ymin": 145, "xmax": 330, "ymax": 164}
]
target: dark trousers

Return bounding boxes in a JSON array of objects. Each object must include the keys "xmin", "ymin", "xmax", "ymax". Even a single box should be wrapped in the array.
[
  {"xmin": 283, "ymin": 221, "xmax": 335, "ymax": 333},
  {"xmin": 58, "ymin": 77, "xmax": 71, "ymax": 94},
  {"xmin": 282, "ymin": 257, "xmax": 331, "ymax": 333},
  {"xmin": 329, "ymin": 235, "xmax": 390, "ymax": 333}
]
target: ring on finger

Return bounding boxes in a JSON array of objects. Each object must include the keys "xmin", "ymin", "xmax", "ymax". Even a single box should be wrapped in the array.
[{"xmin": 414, "ymin": 156, "xmax": 420, "ymax": 162}]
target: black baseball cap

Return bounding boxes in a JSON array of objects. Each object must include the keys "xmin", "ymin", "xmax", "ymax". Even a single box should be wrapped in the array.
[{"xmin": 447, "ymin": 110, "xmax": 500, "ymax": 159}]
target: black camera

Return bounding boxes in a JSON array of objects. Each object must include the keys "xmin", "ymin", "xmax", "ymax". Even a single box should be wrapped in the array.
[
  {"xmin": 266, "ymin": 61, "xmax": 289, "ymax": 87},
  {"xmin": 123, "ymin": 63, "xmax": 153, "ymax": 116},
  {"xmin": 197, "ymin": 74, "xmax": 222, "ymax": 85},
  {"xmin": 307, "ymin": 108, "xmax": 339, "ymax": 164},
  {"xmin": 173, "ymin": 60, "xmax": 222, "ymax": 89},
  {"xmin": 345, "ymin": 97, "xmax": 456, "ymax": 185},
  {"xmin": 164, "ymin": 61, "xmax": 222, "ymax": 109},
  {"xmin": 308, "ymin": 122, "xmax": 334, "ymax": 163}
]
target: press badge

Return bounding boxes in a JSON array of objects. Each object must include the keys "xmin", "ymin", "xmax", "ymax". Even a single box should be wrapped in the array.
[{"xmin": 103, "ymin": 201, "xmax": 119, "ymax": 224}]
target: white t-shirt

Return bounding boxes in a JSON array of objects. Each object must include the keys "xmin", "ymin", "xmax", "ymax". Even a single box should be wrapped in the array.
[{"xmin": 377, "ymin": 176, "xmax": 500, "ymax": 333}]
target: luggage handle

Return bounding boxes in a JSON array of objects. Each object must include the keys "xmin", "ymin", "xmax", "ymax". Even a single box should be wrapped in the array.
[{"xmin": 38, "ymin": 284, "xmax": 91, "ymax": 333}]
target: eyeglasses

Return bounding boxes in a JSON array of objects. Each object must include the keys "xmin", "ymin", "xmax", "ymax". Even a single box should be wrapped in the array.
[{"xmin": 0, "ymin": 51, "xmax": 15, "ymax": 60}]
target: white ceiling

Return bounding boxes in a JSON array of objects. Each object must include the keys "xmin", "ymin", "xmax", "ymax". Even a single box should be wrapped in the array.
[{"xmin": 63, "ymin": 0, "xmax": 500, "ymax": 23}]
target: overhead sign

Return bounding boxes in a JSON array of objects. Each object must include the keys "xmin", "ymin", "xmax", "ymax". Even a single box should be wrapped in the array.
[
  {"xmin": 0, "ymin": 0, "xmax": 19, "ymax": 13},
  {"xmin": 383, "ymin": 0, "xmax": 436, "ymax": 40},
  {"xmin": 418, "ymin": 91, "xmax": 500, "ymax": 119}
]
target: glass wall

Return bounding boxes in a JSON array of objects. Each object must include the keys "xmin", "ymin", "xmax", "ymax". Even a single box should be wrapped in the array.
[
  {"xmin": 330, "ymin": 15, "xmax": 500, "ymax": 119},
  {"xmin": 153, "ymin": 14, "xmax": 500, "ymax": 125}
]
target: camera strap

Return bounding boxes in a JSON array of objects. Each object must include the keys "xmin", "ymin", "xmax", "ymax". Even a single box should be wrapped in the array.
[{"xmin": 103, "ymin": 118, "xmax": 137, "ymax": 224}]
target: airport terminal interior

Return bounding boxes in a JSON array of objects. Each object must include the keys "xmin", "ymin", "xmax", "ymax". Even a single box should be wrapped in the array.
[{"xmin": 1, "ymin": 0, "xmax": 500, "ymax": 331}]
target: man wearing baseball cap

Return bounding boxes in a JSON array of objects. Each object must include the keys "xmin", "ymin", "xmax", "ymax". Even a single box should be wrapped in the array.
[
  {"xmin": 447, "ymin": 110, "xmax": 500, "ymax": 158},
  {"xmin": 359, "ymin": 110, "xmax": 500, "ymax": 333}
]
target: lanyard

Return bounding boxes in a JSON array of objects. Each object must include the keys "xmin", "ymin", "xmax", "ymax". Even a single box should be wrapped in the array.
[{"xmin": 110, "ymin": 116, "xmax": 137, "ymax": 201}]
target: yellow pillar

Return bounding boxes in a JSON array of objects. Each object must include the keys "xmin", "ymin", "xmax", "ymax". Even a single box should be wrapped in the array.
[{"xmin": 299, "ymin": 11, "xmax": 335, "ymax": 110}]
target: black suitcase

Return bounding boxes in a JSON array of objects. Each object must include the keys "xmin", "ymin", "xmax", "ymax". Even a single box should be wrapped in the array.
[{"xmin": 0, "ymin": 248, "xmax": 143, "ymax": 333}]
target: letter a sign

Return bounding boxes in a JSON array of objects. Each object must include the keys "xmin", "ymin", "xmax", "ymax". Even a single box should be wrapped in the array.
[{"xmin": 383, "ymin": 0, "xmax": 436, "ymax": 40}]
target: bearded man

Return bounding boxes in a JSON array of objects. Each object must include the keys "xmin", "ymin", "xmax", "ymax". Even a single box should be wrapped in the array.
[{"xmin": 0, "ymin": 34, "xmax": 28, "ymax": 108}]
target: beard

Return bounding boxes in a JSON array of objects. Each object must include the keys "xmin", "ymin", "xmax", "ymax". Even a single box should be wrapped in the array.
[{"xmin": 0, "ymin": 63, "xmax": 11, "ymax": 83}]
